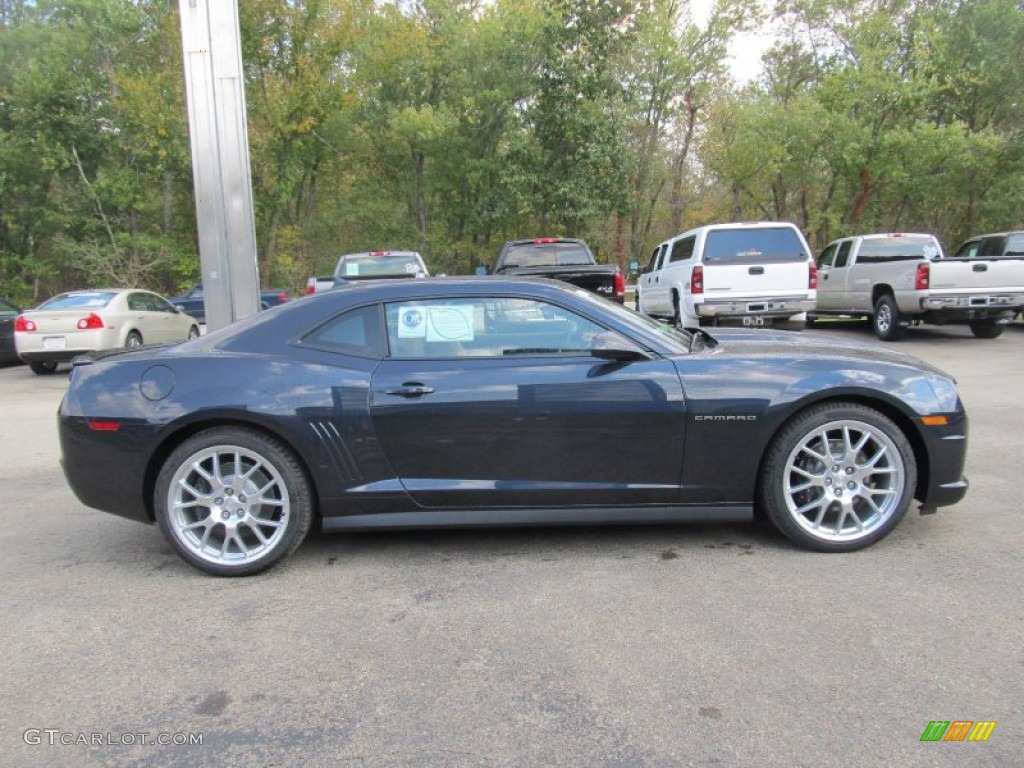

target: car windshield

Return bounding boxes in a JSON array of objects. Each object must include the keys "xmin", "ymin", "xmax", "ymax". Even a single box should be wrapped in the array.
[
  {"xmin": 39, "ymin": 292, "xmax": 117, "ymax": 310},
  {"xmin": 502, "ymin": 243, "xmax": 592, "ymax": 267},
  {"xmin": 571, "ymin": 288, "xmax": 694, "ymax": 352},
  {"xmin": 859, "ymin": 236, "xmax": 941, "ymax": 261},
  {"xmin": 336, "ymin": 254, "xmax": 423, "ymax": 278},
  {"xmin": 703, "ymin": 228, "xmax": 808, "ymax": 264},
  {"xmin": 1006, "ymin": 234, "xmax": 1024, "ymax": 256}
]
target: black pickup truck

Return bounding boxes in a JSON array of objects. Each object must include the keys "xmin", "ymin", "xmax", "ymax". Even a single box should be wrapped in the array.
[
  {"xmin": 491, "ymin": 238, "xmax": 624, "ymax": 303},
  {"xmin": 170, "ymin": 284, "xmax": 291, "ymax": 324}
]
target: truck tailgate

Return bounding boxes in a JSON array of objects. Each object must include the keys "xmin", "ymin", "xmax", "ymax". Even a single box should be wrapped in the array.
[
  {"xmin": 703, "ymin": 262, "xmax": 811, "ymax": 299},
  {"xmin": 930, "ymin": 258, "xmax": 1024, "ymax": 294}
]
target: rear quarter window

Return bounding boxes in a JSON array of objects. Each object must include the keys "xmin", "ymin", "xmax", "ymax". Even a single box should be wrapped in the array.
[{"xmin": 702, "ymin": 228, "xmax": 808, "ymax": 265}]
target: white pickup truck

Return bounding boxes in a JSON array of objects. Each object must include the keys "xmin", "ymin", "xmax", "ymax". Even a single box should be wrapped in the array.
[
  {"xmin": 808, "ymin": 232, "xmax": 1024, "ymax": 340},
  {"xmin": 636, "ymin": 221, "xmax": 817, "ymax": 327}
]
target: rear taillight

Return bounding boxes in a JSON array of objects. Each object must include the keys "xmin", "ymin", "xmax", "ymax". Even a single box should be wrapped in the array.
[
  {"xmin": 613, "ymin": 269, "xmax": 625, "ymax": 298},
  {"xmin": 15, "ymin": 315, "xmax": 36, "ymax": 332},
  {"xmin": 76, "ymin": 313, "xmax": 104, "ymax": 330},
  {"xmin": 809, "ymin": 260, "xmax": 818, "ymax": 289},
  {"xmin": 690, "ymin": 265, "xmax": 704, "ymax": 294},
  {"xmin": 915, "ymin": 262, "xmax": 930, "ymax": 290},
  {"xmin": 305, "ymin": 283, "xmax": 316, "ymax": 295},
  {"xmin": 277, "ymin": 292, "xmax": 288, "ymax": 302}
]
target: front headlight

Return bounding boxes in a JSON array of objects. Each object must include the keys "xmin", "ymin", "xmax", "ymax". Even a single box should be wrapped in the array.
[{"xmin": 926, "ymin": 374, "xmax": 961, "ymax": 414}]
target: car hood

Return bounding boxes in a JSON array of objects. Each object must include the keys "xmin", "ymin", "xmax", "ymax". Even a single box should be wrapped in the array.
[{"xmin": 697, "ymin": 327, "xmax": 952, "ymax": 378}]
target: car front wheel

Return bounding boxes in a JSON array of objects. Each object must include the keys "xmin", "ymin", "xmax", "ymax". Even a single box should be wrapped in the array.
[
  {"xmin": 758, "ymin": 402, "xmax": 917, "ymax": 552},
  {"xmin": 155, "ymin": 427, "xmax": 313, "ymax": 576}
]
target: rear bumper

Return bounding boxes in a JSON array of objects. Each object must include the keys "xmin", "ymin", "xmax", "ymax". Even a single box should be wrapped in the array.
[{"xmin": 697, "ymin": 297, "xmax": 815, "ymax": 318}]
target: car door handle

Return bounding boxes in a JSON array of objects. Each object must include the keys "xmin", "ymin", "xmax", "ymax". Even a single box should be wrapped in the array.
[
  {"xmin": 385, "ymin": 383, "xmax": 435, "ymax": 398},
  {"xmin": 972, "ymin": 263, "xmax": 988, "ymax": 272},
  {"xmin": 748, "ymin": 266, "xmax": 765, "ymax": 275}
]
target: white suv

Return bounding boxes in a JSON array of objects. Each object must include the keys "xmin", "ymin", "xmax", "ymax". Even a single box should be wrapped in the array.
[{"xmin": 637, "ymin": 221, "xmax": 817, "ymax": 327}]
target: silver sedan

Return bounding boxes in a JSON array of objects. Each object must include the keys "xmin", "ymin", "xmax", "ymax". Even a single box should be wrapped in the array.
[{"xmin": 15, "ymin": 289, "xmax": 200, "ymax": 375}]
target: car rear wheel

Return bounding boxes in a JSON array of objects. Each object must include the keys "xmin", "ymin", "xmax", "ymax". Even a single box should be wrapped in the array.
[
  {"xmin": 29, "ymin": 360, "xmax": 59, "ymax": 375},
  {"xmin": 670, "ymin": 293, "xmax": 681, "ymax": 327},
  {"xmin": 187, "ymin": 325, "xmax": 200, "ymax": 340},
  {"xmin": 968, "ymin": 320, "xmax": 1003, "ymax": 339},
  {"xmin": 872, "ymin": 294, "xmax": 905, "ymax": 341},
  {"xmin": 758, "ymin": 402, "xmax": 916, "ymax": 552},
  {"xmin": 125, "ymin": 331, "xmax": 143, "ymax": 348},
  {"xmin": 155, "ymin": 427, "xmax": 313, "ymax": 576}
]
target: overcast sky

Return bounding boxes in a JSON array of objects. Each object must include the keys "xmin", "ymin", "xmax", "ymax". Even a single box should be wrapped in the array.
[{"xmin": 690, "ymin": 0, "xmax": 774, "ymax": 84}]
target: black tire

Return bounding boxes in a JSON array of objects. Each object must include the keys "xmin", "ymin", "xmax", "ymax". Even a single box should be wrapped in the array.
[
  {"xmin": 125, "ymin": 331, "xmax": 143, "ymax": 348},
  {"xmin": 187, "ymin": 325, "xmax": 200, "ymax": 340},
  {"xmin": 154, "ymin": 427, "xmax": 314, "ymax": 576},
  {"xmin": 872, "ymin": 294, "xmax": 905, "ymax": 341},
  {"xmin": 804, "ymin": 314, "xmax": 817, "ymax": 328},
  {"xmin": 969, "ymin": 320, "xmax": 1003, "ymax": 339},
  {"xmin": 29, "ymin": 360, "xmax": 59, "ymax": 375},
  {"xmin": 670, "ymin": 293, "xmax": 681, "ymax": 328},
  {"xmin": 757, "ymin": 402, "xmax": 917, "ymax": 552}
]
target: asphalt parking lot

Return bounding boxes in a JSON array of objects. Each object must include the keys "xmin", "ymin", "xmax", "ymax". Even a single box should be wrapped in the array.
[{"xmin": 1, "ymin": 321, "xmax": 1021, "ymax": 767}]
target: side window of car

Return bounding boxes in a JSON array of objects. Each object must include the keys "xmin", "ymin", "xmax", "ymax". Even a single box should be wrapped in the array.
[
  {"xmin": 128, "ymin": 293, "xmax": 152, "ymax": 311},
  {"xmin": 834, "ymin": 241, "xmax": 853, "ymax": 268},
  {"xmin": 150, "ymin": 294, "xmax": 176, "ymax": 313},
  {"xmin": 953, "ymin": 239, "xmax": 981, "ymax": 258},
  {"xmin": 979, "ymin": 237, "xmax": 1005, "ymax": 257},
  {"xmin": 817, "ymin": 244, "xmax": 837, "ymax": 268},
  {"xmin": 302, "ymin": 304, "xmax": 385, "ymax": 358},
  {"xmin": 669, "ymin": 237, "xmax": 695, "ymax": 264},
  {"xmin": 385, "ymin": 298, "xmax": 608, "ymax": 359},
  {"xmin": 646, "ymin": 246, "xmax": 661, "ymax": 272}
]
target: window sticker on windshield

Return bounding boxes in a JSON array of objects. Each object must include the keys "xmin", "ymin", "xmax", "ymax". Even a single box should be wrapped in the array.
[
  {"xmin": 425, "ymin": 305, "xmax": 475, "ymax": 342},
  {"xmin": 345, "ymin": 263, "xmax": 361, "ymax": 276},
  {"xmin": 397, "ymin": 306, "xmax": 427, "ymax": 338}
]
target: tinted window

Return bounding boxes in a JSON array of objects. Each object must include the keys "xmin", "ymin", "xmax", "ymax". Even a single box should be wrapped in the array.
[
  {"xmin": 979, "ymin": 237, "xmax": 1006, "ymax": 257},
  {"xmin": 149, "ymin": 294, "xmax": 177, "ymax": 313},
  {"xmin": 501, "ymin": 243, "xmax": 592, "ymax": 268},
  {"xmin": 817, "ymin": 244, "xmax": 837, "ymax": 268},
  {"xmin": 646, "ymin": 246, "xmax": 661, "ymax": 272},
  {"xmin": 385, "ymin": 298, "xmax": 607, "ymax": 359},
  {"xmin": 0, "ymin": 298, "xmax": 19, "ymax": 315},
  {"xmin": 954, "ymin": 239, "xmax": 981, "ymax": 258},
  {"xmin": 336, "ymin": 254, "xmax": 425, "ymax": 278},
  {"xmin": 127, "ymin": 293, "xmax": 152, "ymax": 311},
  {"xmin": 1006, "ymin": 234, "xmax": 1024, "ymax": 256},
  {"xmin": 669, "ymin": 237, "xmax": 695, "ymax": 263},
  {"xmin": 703, "ymin": 227, "xmax": 808, "ymax": 264},
  {"xmin": 40, "ymin": 292, "xmax": 118, "ymax": 310},
  {"xmin": 835, "ymin": 241, "xmax": 853, "ymax": 268},
  {"xmin": 303, "ymin": 305, "xmax": 385, "ymax": 358},
  {"xmin": 857, "ymin": 236, "xmax": 941, "ymax": 263}
]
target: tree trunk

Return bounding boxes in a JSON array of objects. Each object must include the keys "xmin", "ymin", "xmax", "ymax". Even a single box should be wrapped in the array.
[{"xmin": 163, "ymin": 170, "xmax": 173, "ymax": 234}]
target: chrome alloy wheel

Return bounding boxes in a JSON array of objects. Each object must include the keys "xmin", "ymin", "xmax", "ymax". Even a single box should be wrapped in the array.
[
  {"xmin": 166, "ymin": 445, "xmax": 290, "ymax": 567},
  {"xmin": 875, "ymin": 303, "xmax": 893, "ymax": 334},
  {"xmin": 782, "ymin": 419, "xmax": 905, "ymax": 543}
]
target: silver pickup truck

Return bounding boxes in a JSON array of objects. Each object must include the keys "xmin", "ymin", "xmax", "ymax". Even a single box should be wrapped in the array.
[{"xmin": 808, "ymin": 232, "xmax": 1024, "ymax": 340}]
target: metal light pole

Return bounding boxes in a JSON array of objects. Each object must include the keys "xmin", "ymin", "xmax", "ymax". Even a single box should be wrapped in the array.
[{"xmin": 178, "ymin": 0, "xmax": 260, "ymax": 330}]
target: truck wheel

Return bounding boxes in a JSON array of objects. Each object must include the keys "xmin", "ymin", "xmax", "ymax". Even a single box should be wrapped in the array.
[
  {"xmin": 670, "ymin": 294, "xmax": 681, "ymax": 327},
  {"xmin": 969, "ymin": 320, "xmax": 1003, "ymax": 339},
  {"xmin": 872, "ymin": 294, "xmax": 905, "ymax": 341}
]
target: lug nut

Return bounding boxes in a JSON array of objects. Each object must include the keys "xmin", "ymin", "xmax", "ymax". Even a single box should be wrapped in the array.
[
  {"xmin": 845, "ymin": 467, "xmax": 855, "ymax": 475},
  {"xmin": 847, "ymin": 481, "xmax": 856, "ymax": 490}
]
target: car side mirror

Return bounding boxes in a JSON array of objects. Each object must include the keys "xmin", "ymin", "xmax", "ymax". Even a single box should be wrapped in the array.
[
  {"xmin": 629, "ymin": 259, "xmax": 640, "ymax": 275},
  {"xmin": 590, "ymin": 332, "xmax": 648, "ymax": 362}
]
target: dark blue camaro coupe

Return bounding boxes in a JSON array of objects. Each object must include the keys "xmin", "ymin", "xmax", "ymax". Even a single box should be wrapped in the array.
[{"xmin": 59, "ymin": 278, "xmax": 968, "ymax": 575}]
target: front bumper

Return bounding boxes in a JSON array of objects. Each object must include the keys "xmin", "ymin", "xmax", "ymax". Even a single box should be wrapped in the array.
[{"xmin": 919, "ymin": 413, "xmax": 970, "ymax": 510}]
